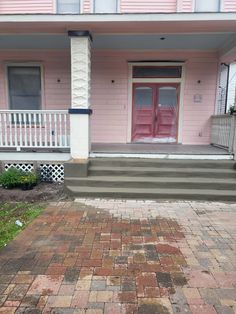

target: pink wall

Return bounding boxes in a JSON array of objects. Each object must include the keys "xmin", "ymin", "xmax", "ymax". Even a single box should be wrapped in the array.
[
  {"xmin": 223, "ymin": 0, "xmax": 236, "ymax": 11},
  {"xmin": 0, "ymin": 50, "xmax": 71, "ymax": 111},
  {"xmin": 120, "ymin": 0, "xmax": 177, "ymax": 13},
  {"xmin": 0, "ymin": 49, "xmax": 218, "ymax": 145},
  {"xmin": 90, "ymin": 50, "xmax": 218, "ymax": 145},
  {"xmin": 83, "ymin": 0, "xmax": 92, "ymax": 13},
  {"xmin": 178, "ymin": 0, "xmax": 193, "ymax": 12},
  {"xmin": 0, "ymin": 0, "xmax": 236, "ymax": 14},
  {"xmin": 0, "ymin": 0, "xmax": 54, "ymax": 14}
]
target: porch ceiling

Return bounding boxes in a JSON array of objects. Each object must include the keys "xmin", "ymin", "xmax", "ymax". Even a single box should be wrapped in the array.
[{"xmin": 0, "ymin": 33, "xmax": 235, "ymax": 51}]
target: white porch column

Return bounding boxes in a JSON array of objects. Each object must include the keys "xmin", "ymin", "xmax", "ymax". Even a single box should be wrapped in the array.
[{"xmin": 68, "ymin": 30, "xmax": 92, "ymax": 160}]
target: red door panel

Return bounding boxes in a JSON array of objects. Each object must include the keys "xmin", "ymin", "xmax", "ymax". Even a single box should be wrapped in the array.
[
  {"xmin": 132, "ymin": 83, "xmax": 179, "ymax": 143},
  {"xmin": 132, "ymin": 85, "xmax": 154, "ymax": 141}
]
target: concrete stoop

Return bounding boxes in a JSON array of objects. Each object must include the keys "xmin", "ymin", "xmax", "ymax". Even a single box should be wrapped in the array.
[{"xmin": 64, "ymin": 158, "xmax": 236, "ymax": 201}]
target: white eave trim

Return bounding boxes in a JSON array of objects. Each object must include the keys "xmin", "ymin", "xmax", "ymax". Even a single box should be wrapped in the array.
[{"xmin": 0, "ymin": 12, "xmax": 236, "ymax": 23}]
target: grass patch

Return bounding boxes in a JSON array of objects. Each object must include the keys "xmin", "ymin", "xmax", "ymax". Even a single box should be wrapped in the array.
[{"xmin": 0, "ymin": 202, "xmax": 44, "ymax": 249}]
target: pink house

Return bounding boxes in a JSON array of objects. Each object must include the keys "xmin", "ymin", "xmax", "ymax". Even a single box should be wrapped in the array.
[{"xmin": 0, "ymin": 0, "xmax": 236, "ymax": 198}]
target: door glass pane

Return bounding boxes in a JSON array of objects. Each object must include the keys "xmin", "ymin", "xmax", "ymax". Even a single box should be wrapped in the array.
[
  {"xmin": 133, "ymin": 66, "xmax": 182, "ymax": 78},
  {"xmin": 94, "ymin": 0, "xmax": 117, "ymax": 13},
  {"xmin": 195, "ymin": 0, "xmax": 220, "ymax": 12},
  {"xmin": 8, "ymin": 66, "xmax": 41, "ymax": 111},
  {"xmin": 57, "ymin": 0, "xmax": 80, "ymax": 13},
  {"xmin": 135, "ymin": 87, "xmax": 152, "ymax": 108},
  {"xmin": 158, "ymin": 87, "xmax": 177, "ymax": 108}
]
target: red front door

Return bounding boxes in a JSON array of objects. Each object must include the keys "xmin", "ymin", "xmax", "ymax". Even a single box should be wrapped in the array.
[{"xmin": 132, "ymin": 83, "xmax": 179, "ymax": 143}]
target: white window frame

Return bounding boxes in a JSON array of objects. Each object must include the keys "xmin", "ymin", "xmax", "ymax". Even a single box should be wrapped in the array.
[
  {"xmin": 127, "ymin": 62, "xmax": 185, "ymax": 144},
  {"xmin": 5, "ymin": 62, "xmax": 44, "ymax": 111},
  {"xmin": 92, "ymin": 0, "xmax": 120, "ymax": 13},
  {"xmin": 56, "ymin": 0, "xmax": 82, "ymax": 14},
  {"xmin": 194, "ymin": 0, "xmax": 221, "ymax": 12}
]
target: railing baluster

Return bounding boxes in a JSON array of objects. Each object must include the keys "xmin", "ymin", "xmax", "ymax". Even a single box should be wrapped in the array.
[
  {"xmin": 54, "ymin": 114, "xmax": 58, "ymax": 147},
  {"xmin": 33, "ymin": 113, "xmax": 37, "ymax": 147},
  {"xmin": 39, "ymin": 113, "xmax": 42, "ymax": 147},
  {"xmin": 49, "ymin": 113, "xmax": 52, "ymax": 147},
  {"xmin": 59, "ymin": 113, "xmax": 62, "ymax": 147},
  {"xmin": 0, "ymin": 110, "xmax": 69, "ymax": 149}
]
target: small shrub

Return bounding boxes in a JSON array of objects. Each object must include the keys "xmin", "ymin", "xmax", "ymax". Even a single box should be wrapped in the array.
[
  {"xmin": 20, "ymin": 172, "xmax": 38, "ymax": 190},
  {"xmin": 0, "ymin": 168, "xmax": 39, "ymax": 190},
  {"xmin": 0, "ymin": 168, "xmax": 24, "ymax": 189}
]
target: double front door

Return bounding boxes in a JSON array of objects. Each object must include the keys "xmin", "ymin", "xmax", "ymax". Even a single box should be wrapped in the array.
[{"xmin": 132, "ymin": 83, "xmax": 180, "ymax": 143}]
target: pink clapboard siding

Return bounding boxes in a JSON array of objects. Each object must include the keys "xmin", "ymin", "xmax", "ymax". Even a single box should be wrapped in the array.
[
  {"xmin": 83, "ymin": 0, "xmax": 91, "ymax": 13},
  {"xmin": 120, "ymin": 0, "xmax": 177, "ymax": 12},
  {"xmin": 0, "ymin": 0, "xmax": 54, "ymax": 14},
  {"xmin": 90, "ymin": 50, "xmax": 218, "ymax": 145},
  {"xmin": 178, "ymin": 0, "xmax": 193, "ymax": 12},
  {"xmin": 223, "ymin": 0, "xmax": 236, "ymax": 11},
  {"xmin": 0, "ymin": 49, "xmax": 218, "ymax": 145},
  {"xmin": 0, "ymin": 50, "xmax": 71, "ymax": 111}
]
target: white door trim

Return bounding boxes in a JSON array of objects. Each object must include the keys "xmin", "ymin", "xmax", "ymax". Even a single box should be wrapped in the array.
[{"xmin": 126, "ymin": 62, "xmax": 185, "ymax": 144}]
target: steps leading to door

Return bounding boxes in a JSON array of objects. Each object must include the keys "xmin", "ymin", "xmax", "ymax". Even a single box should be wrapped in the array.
[{"xmin": 65, "ymin": 158, "xmax": 236, "ymax": 201}]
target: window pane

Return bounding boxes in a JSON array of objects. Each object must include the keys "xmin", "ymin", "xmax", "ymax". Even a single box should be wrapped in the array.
[
  {"xmin": 8, "ymin": 66, "xmax": 41, "ymax": 111},
  {"xmin": 57, "ymin": 0, "xmax": 80, "ymax": 13},
  {"xmin": 135, "ymin": 87, "xmax": 153, "ymax": 108},
  {"xmin": 133, "ymin": 66, "xmax": 182, "ymax": 78},
  {"xmin": 195, "ymin": 0, "xmax": 220, "ymax": 12},
  {"xmin": 94, "ymin": 0, "xmax": 117, "ymax": 13},
  {"xmin": 158, "ymin": 87, "xmax": 177, "ymax": 108}
]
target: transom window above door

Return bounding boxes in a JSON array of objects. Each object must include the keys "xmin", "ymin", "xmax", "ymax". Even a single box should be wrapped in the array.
[
  {"xmin": 7, "ymin": 66, "xmax": 41, "ymax": 111},
  {"xmin": 94, "ymin": 0, "xmax": 118, "ymax": 13},
  {"xmin": 195, "ymin": 0, "xmax": 220, "ymax": 12},
  {"xmin": 133, "ymin": 66, "xmax": 182, "ymax": 78},
  {"xmin": 57, "ymin": 0, "xmax": 80, "ymax": 14}
]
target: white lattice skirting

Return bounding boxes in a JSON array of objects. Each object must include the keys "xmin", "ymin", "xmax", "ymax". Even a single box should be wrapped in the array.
[{"xmin": 3, "ymin": 163, "xmax": 64, "ymax": 182}]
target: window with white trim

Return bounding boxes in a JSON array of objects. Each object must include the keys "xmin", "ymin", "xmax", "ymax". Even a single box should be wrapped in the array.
[
  {"xmin": 57, "ymin": 0, "xmax": 80, "ymax": 14},
  {"xmin": 8, "ymin": 66, "xmax": 41, "ymax": 111},
  {"xmin": 94, "ymin": 0, "xmax": 118, "ymax": 13},
  {"xmin": 195, "ymin": 0, "xmax": 220, "ymax": 12}
]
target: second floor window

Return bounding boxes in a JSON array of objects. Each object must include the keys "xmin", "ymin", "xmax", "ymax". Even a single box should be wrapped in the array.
[
  {"xmin": 94, "ymin": 0, "xmax": 118, "ymax": 13},
  {"xmin": 195, "ymin": 0, "xmax": 220, "ymax": 12},
  {"xmin": 57, "ymin": 0, "xmax": 80, "ymax": 14}
]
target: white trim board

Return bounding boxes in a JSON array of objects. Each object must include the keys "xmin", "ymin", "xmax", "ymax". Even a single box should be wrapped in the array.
[
  {"xmin": 127, "ymin": 62, "xmax": 185, "ymax": 144},
  {"xmin": 0, "ymin": 13, "xmax": 236, "ymax": 23},
  {"xmin": 90, "ymin": 153, "xmax": 233, "ymax": 160},
  {"xmin": 0, "ymin": 152, "xmax": 71, "ymax": 161}
]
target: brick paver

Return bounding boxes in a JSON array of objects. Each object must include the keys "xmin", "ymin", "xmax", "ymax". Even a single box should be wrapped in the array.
[{"xmin": 0, "ymin": 199, "xmax": 236, "ymax": 313}]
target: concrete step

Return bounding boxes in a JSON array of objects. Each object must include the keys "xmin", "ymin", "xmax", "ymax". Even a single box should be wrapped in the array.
[
  {"xmin": 65, "ymin": 186, "xmax": 236, "ymax": 201},
  {"xmin": 89, "ymin": 166, "xmax": 236, "ymax": 178},
  {"xmin": 65, "ymin": 176, "xmax": 236, "ymax": 190},
  {"xmin": 90, "ymin": 158, "xmax": 236, "ymax": 169}
]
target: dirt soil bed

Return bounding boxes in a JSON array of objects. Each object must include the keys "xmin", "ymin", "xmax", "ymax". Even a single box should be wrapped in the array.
[{"xmin": 0, "ymin": 182, "xmax": 72, "ymax": 202}]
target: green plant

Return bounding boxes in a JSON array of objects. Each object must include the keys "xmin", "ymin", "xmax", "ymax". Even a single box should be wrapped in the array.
[
  {"xmin": 0, "ymin": 168, "xmax": 24, "ymax": 189},
  {"xmin": 229, "ymin": 105, "xmax": 235, "ymax": 115},
  {"xmin": 0, "ymin": 168, "xmax": 39, "ymax": 190},
  {"xmin": 20, "ymin": 172, "xmax": 38, "ymax": 190}
]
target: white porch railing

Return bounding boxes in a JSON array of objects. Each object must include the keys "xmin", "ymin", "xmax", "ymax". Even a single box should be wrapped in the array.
[
  {"xmin": 0, "ymin": 110, "xmax": 70, "ymax": 150},
  {"xmin": 211, "ymin": 114, "xmax": 236, "ymax": 152}
]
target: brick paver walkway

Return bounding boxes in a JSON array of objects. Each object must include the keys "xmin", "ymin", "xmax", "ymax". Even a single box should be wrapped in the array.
[{"xmin": 0, "ymin": 199, "xmax": 236, "ymax": 314}]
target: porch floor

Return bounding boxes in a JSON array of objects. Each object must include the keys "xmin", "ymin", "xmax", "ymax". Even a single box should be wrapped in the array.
[{"xmin": 91, "ymin": 143, "xmax": 230, "ymax": 155}]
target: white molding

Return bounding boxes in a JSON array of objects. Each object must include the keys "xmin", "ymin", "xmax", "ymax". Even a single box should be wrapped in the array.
[
  {"xmin": 4, "ymin": 62, "xmax": 44, "ymax": 110},
  {"xmin": 127, "ymin": 63, "xmax": 133, "ymax": 143},
  {"xmin": 0, "ymin": 12, "xmax": 236, "ymax": 23},
  {"xmin": 127, "ymin": 62, "xmax": 185, "ymax": 144},
  {"xmin": 178, "ymin": 64, "xmax": 185, "ymax": 143},
  {"xmin": 0, "ymin": 152, "xmax": 71, "ymax": 161},
  {"xmin": 90, "ymin": 152, "xmax": 233, "ymax": 160}
]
